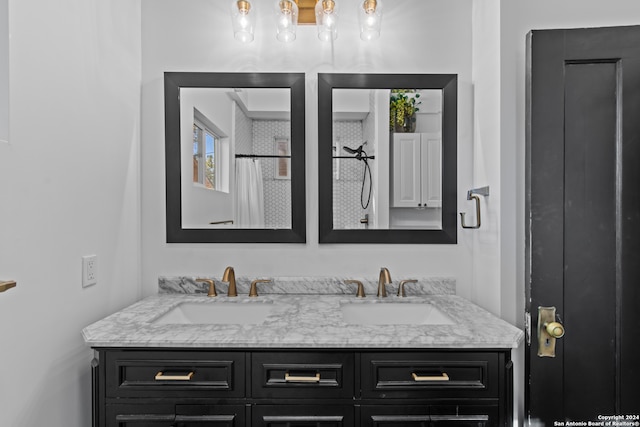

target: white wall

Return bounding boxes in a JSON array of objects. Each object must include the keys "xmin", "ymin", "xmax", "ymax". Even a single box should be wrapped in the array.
[
  {"xmin": 0, "ymin": 0, "xmax": 8, "ymax": 143},
  {"xmin": 0, "ymin": 1, "xmax": 141, "ymax": 426},
  {"xmin": 141, "ymin": 0, "xmax": 476, "ymax": 299}
]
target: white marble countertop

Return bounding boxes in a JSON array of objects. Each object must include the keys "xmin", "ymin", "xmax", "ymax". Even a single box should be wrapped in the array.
[{"xmin": 82, "ymin": 292, "xmax": 524, "ymax": 349}]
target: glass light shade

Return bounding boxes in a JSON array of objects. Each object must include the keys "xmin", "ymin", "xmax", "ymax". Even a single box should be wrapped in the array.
[
  {"xmin": 315, "ymin": 0, "xmax": 339, "ymax": 42},
  {"xmin": 358, "ymin": 0, "xmax": 382, "ymax": 41},
  {"xmin": 230, "ymin": 0, "xmax": 255, "ymax": 43},
  {"xmin": 275, "ymin": 0, "xmax": 299, "ymax": 42}
]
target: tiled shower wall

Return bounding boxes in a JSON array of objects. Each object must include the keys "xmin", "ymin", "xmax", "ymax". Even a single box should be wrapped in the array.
[
  {"xmin": 333, "ymin": 121, "xmax": 369, "ymax": 229},
  {"xmin": 253, "ymin": 120, "xmax": 291, "ymax": 229},
  {"xmin": 332, "ymin": 92, "xmax": 377, "ymax": 229}
]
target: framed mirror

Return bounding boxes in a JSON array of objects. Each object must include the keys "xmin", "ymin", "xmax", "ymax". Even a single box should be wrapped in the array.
[
  {"xmin": 318, "ymin": 73, "xmax": 457, "ymax": 244},
  {"xmin": 165, "ymin": 72, "xmax": 306, "ymax": 243}
]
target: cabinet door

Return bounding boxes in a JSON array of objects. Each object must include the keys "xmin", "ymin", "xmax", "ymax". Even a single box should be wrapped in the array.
[
  {"xmin": 106, "ymin": 404, "xmax": 175, "ymax": 427},
  {"xmin": 392, "ymin": 133, "xmax": 422, "ymax": 207},
  {"xmin": 253, "ymin": 405, "xmax": 354, "ymax": 426},
  {"xmin": 421, "ymin": 132, "xmax": 441, "ymax": 208},
  {"xmin": 392, "ymin": 133, "xmax": 441, "ymax": 208}
]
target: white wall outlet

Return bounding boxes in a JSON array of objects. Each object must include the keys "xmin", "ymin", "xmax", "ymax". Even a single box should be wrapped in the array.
[{"xmin": 82, "ymin": 255, "xmax": 98, "ymax": 288}]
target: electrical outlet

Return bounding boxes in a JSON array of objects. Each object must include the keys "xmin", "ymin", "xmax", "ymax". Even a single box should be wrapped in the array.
[{"xmin": 82, "ymin": 255, "xmax": 98, "ymax": 288}]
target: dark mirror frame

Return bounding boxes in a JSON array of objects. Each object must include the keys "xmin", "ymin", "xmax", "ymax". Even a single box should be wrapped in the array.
[
  {"xmin": 318, "ymin": 73, "xmax": 457, "ymax": 244},
  {"xmin": 165, "ymin": 72, "xmax": 306, "ymax": 243}
]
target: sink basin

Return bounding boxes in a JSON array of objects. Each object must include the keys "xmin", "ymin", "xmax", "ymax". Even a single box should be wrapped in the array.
[
  {"xmin": 340, "ymin": 303, "xmax": 455, "ymax": 325},
  {"xmin": 152, "ymin": 302, "xmax": 279, "ymax": 325}
]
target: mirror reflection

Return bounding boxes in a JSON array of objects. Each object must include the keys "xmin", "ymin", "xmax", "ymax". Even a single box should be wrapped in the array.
[
  {"xmin": 164, "ymin": 72, "xmax": 306, "ymax": 244},
  {"xmin": 332, "ymin": 89, "xmax": 443, "ymax": 230},
  {"xmin": 180, "ymin": 87, "xmax": 292, "ymax": 230},
  {"xmin": 318, "ymin": 73, "xmax": 457, "ymax": 244}
]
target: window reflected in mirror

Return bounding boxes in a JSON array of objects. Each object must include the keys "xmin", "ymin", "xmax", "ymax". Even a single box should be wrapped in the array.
[{"xmin": 192, "ymin": 108, "xmax": 228, "ymax": 192}]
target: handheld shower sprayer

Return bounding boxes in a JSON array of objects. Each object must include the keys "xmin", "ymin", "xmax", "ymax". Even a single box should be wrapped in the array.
[
  {"xmin": 342, "ymin": 142, "xmax": 372, "ymax": 210},
  {"xmin": 342, "ymin": 143, "xmax": 365, "ymax": 160}
]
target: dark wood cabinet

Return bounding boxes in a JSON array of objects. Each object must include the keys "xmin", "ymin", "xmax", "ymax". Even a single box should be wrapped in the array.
[{"xmin": 93, "ymin": 349, "xmax": 512, "ymax": 427}]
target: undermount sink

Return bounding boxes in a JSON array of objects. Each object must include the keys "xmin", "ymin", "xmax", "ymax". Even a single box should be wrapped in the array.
[
  {"xmin": 340, "ymin": 302, "xmax": 455, "ymax": 325},
  {"xmin": 152, "ymin": 302, "xmax": 279, "ymax": 325}
]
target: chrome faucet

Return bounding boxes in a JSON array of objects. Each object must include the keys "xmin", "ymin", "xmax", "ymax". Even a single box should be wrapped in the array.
[
  {"xmin": 377, "ymin": 267, "xmax": 392, "ymax": 297},
  {"xmin": 222, "ymin": 266, "xmax": 238, "ymax": 297}
]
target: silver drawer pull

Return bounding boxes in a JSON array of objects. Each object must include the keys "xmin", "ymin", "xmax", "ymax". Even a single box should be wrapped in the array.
[
  {"xmin": 284, "ymin": 372, "xmax": 321, "ymax": 383},
  {"xmin": 154, "ymin": 371, "xmax": 194, "ymax": 381},
  {"xmin": 412, "ymin": 372, "xmax": 450, "ymax": 382}
]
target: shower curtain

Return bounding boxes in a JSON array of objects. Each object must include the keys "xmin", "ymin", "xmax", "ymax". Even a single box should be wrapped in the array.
[{"xmin": 235, "ymin": 158, "xmax": 265, "ymax": 228}]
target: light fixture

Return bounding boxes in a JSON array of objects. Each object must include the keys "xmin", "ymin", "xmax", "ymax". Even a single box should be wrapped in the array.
[
  {"xmin": 275, "ymin": 0, "xmax": 299, "ymax": 42},
  {"xmin": 230, "ymin": 0, "xmax": 255, "ymax": 43},
  {"xmin": 358, "ymin": 0, "xmax": 382, "ymax": 41},
  {"xmin": 315, "ymin": 0, "xmax": 339, "ymax": 42},
  {"xmin": 229, "ymin": 0, "xmax": 381, "ymax": 43}
]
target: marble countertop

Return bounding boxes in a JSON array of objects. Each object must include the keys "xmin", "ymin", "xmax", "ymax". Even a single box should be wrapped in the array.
[{"xmin": 82, "ymin": 280, "xmax": 524, "ymax": 349}]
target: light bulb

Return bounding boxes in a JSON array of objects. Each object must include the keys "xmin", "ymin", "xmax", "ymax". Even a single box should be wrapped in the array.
[
  {"xmin": 275, "ymin": 0, "xmax": 298, "ymax": 42},
  {"xmin": 359, "ymin": 0, "xmax": 382, "ymax": 41},
  {"xmin": 315, "ymin": 0, "xmax": 339, "ymax": 41},
  {"xmin": 231, "ymin": 0, "xmax": 255, "ymax": 43}
]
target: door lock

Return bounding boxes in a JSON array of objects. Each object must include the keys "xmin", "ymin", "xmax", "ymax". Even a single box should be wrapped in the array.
[{"xmin": 537, "ymin": 306, "xmax": 565, "ymax": 357}]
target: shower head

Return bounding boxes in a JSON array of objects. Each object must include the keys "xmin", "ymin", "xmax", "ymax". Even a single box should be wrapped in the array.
[
  {"xmin": 343, "ymin": 143, "xmax": 367, "ymax": 160},
  {"xmin": 343, "ymin": 146, "xmax": 359, "ymax": 155}
]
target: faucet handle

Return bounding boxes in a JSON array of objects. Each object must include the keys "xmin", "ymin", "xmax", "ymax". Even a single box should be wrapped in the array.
[
  {"xmin": 345, "ymin": 280, "xmax": 366, "ymax": 298},
  {"xmin": 397, "ymin": 279, "xmax": 418, "ymax": 297},
  {"xmin": 249, "ymin": 279, "xmax": 271, "ymax": 297},
  {"xmin": 195, "ymin": 278, "xmax": 217, "ymax": 297}
]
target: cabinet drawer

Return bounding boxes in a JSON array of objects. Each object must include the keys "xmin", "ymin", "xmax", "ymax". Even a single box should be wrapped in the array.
[
  {"xmin": 105, "ymin": 350, "xmax": 245, "ymax": 398},
  {"xmin": 361, "ymin": 352, "xmax": 499, "ymax": 399},
  {"xmin": 252, "ymin": 352, "xmax": 354, "ymax": 398},
  {"xmin": 360, "ymin": 405, "xmax": 430, "ymax": 426},
  {"xmin": 106, "ymin": 404, "xmax": 175, "ymax": 427},
  {"xmin": 253, "ymin": 405, "xmax": 354, "ymax": 426},
  {"xmin": 175, "ymin": 404, "xmax": 247, "ymax": 426},
  {"xmin": 360, "ymin": 405, "xmax": 499, "ymax": 427}
]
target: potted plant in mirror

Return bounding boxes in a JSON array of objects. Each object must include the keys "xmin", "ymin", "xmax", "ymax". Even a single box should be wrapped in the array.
[{"xmin": 390, "ymin": 89, "xmax": 421, "ymax": 133}]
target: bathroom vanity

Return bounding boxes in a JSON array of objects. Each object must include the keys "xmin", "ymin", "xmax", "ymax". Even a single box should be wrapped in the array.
[{"xmin": 83, "ymin": 278, "xmax": 523, "ymax": 427}]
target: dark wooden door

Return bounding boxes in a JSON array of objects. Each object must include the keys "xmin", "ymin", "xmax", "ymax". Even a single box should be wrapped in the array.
[{"xmin": 526, "ymin": 25, "xmax": 640, "ymax": 423}]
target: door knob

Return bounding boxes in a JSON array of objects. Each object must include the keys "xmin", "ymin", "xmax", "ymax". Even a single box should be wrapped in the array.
[
  {"xmin": 537, "ymin": 306, "xmax": 565, "ymax": 357},
  {"xmin": 545, "ymin": 321, "xmax": 565, "ymax": 338}
]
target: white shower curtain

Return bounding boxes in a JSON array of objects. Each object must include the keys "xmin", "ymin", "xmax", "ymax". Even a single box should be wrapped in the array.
[{"xmin": 235, "ymin": 158, "xmax": 265, "ymax": 228}]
